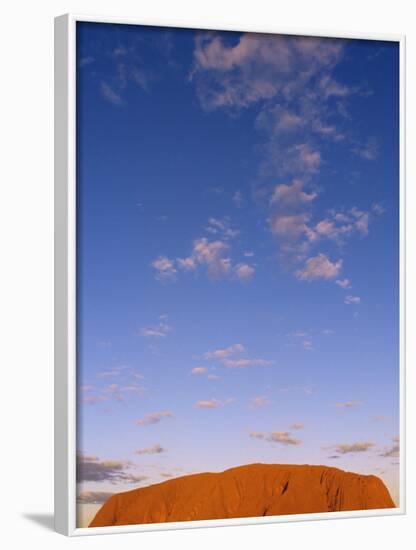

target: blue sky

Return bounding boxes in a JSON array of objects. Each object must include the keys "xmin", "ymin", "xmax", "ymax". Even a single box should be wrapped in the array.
[{"xmin": 75, "ymin": 23, "xmax": 400, "ymax": 526}]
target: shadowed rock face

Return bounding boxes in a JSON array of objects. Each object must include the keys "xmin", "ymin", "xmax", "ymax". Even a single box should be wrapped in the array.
[{"xmin": 89, "ymin": 463, "xmax": 395, "ymax": 527}]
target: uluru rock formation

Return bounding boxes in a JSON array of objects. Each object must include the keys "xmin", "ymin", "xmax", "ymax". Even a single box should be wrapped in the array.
[{"xmin": 89, "ymin": 463, "xmax": 395, "ymax": 527}]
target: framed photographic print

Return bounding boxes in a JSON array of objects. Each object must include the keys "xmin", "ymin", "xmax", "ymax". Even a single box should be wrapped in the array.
[{"xmin": 54, "ymin": 14, "xmax": 405, "ymax": 536}]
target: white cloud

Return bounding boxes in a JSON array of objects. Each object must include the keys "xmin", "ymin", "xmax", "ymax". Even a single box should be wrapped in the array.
[
  {"xmin": 269, "ymin": 213, "xmax": 311, "ymax": 239},
  {"xmin": 203, "ymin": 343, "xmax": 245, "ymax": 360},
  {"xmin": 194, "ymin": 398, "xmax": 234, "ymax": 409},
  {"xmin": 270, "ymin": 179, "xmax": 318, "ymax": 208},
  {"xmin": 372, "ymin": 202, "xmax": 386, "ymax": 215},
  {"xmin": 202, "ymin": 343, "xmax": 272, "ymax": 369},
  {"xmin": 192, "ymin": 238, "xmax": 232, "ymax": 278},
  {"xmin": 140, "ymin": 317, "xmax": 172, "ymax": 338},
  {"xmin": 335, "ymin": 400, "xmax": 361, "ymax": 408},
  {"xmin": 135, "ymin": 411, "xmax": 173, "ymax": 426},
  {"xmin": 336, "ymin": 278, "xmax": 352, "ymax": 289},
  {"xmin": 176, "ymin": 256, "xmax": 197, "ymax": 271},
  {"xmin": 302, "ymin": 339, "xmax": 314, "ymax": 351},
  {"xmin": 223, "ymin": 357, "xmax": 273, "ymax": 368},
  {"xmin": 344, "ymin": 295, "xmax": 361, "ymax": 305},
  {"xmin": 190, "ymin": 366, "xmax": 208, "ymax": 375},
  {"xmin": 151, "ymin": 256, "xmax": 177, "ymax": 281},
  {"xmin": 191, "ymin": 33, "xmax": 344, "ymax": 110},
  {"xmin": 234, "ymin": 263, "xmax": 255, "ymax": 281},
  {"xmin": 329, "ymin": 441, "xmax": 375, "ymax": 454},
  {"xmin": 232, "ymin": 190, "xmax": 244, "ymax": 208},
  {"xmin": 380, "ymin": 437, "xmax": 399, "ymax": 458},
  {"xmin": 206, "ymin": 217, "xmax": 240, "ymax": 240},
  {"xmin": 295, "ymin": 253, "xmax": 342, "ymax": 281},
  {"xmin": 100, "ymin": 81, "xmax": 123, "ymax": 105},
  {"xmin": 250, "ymin": 395, "xmax": 270, "ymax": 408},
  {"xmin": 290, "ymin": 423, "xmax": 305, "ymax": 430},
  {"xmin": 352, "ymin": 137, "xmax": 378, "ymax": 160},
  {"xmin": 250, "ymin": 430, "xmax": 302, "ymax": 445},
  {"xmin": 82, "ymin": 395, "xmax": 107, "ymax": 405},
  {"xmin": 134, "ymin": 444, "xmax": 166, "ymax": 455},
  {"xmin": 293, "ymin": 143, "xmax": 321, "ymax": 172},
  {"xmin": 194, "ymin": 399, "xmax": 221, "ymax": 409}
]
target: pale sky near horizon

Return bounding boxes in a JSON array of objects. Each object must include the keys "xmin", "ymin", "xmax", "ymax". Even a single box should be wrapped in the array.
[{"xmin": 75, "ymin": 22, "xmax": 400, "ymax": 528}]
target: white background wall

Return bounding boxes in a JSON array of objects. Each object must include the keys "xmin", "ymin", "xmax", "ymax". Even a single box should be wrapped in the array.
[{"xmin": 0, "ymin": 1, "xmax": 414, "ymax": 548}]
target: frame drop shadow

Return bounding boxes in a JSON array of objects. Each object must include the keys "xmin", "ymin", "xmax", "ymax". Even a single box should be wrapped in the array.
[{"xmin": 23, "ymin": 513, "xmax": 54, "ymax": 532}]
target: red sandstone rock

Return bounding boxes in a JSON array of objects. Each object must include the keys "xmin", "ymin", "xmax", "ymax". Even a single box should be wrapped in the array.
[{"xmin": 89, "ymin": 463, "xmax": 395, "ymax": 527}]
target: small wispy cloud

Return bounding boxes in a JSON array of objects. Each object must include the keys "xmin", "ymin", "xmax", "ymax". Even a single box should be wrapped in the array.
[
  {"xmin": 336, "ymin": 278, "xmax": 352, "ymax": 289},
  {"xmin": 194, "ymin": 398, "xmax": 234, "ymax": 409},
  {"xmin": 135, "ymin": 411, "xmax": 173, "ymax": 426},
  {"xmin": 195, "ymin": 399, "xmax": 221, "ymax": 409},
  {"xmin": 203, "ymin": 343, "xmax": 245, "ymax": 360},
  {"xmin": 326, "ymin": 441, "xmax": 375, "ymax": 455},
  {"xmin": 190, "ymin": 366, "xmax": 208, "ymax": 375},
  {"xmin": 250, "ymin": 395, "xmax": 270, "ymax": 408},
  {"xmin": 290, "ymin": 423, "xmax": 305, "ymax": 430},
  {"xmin": 232, "ymin": 190, "xmax": 244, "ymax": 208},
  {"xmin": 352, "ymin": 137, "xmax": 378, "ymax": 160},
  {"xmin": 140, "ymin": 315, "xmax": 173, "ymax": 338},
  {"xmin": 234, "ymin": 263, "xmax": 255, "ymax": 281},
  {"xmin": 134, "ymin": 444, "xmax": 166, "ymax": 455},
  {"xmin": 79, "ymin": 56, "xmax": 94, "ymax": 67},
  {"xmin": 344, "ymin": 295, "xmax": 361, "ymax": 305},
  {"xmin": 201, "ymin": 343, "xmax": 272, "ymax": 369},
  {"xmin": 82, "ymin": 395, "xmax": 107, "ymax": 405},
  {"xmin": 100, "ymin": 81, "xmax": 123, "ymax": 106},
  {"xmin": 380, "ymin": 436, "xmax": 399, "ymax": 458},
  {"xmin": 302, "ymin": 339, "xmax": 314, "ymax": 351},
  {"xmin": 250, "ymin": 430, "xmax": 302, "ymax": 446},
  {"xmin": 206, "ymin": 217, "xmax": 240, "ymax": 240},
  {"xmin": 223, "ymin": 357, "xmax": 273, "ymax": 368},
  {"xmin": 151, "ymin": 256, "xmax": 177, "ymax": 281},
  {"xmin": 335, "ymin": 400, "xmax": 361, "ymax": 408},
  {"xmin": 372, "ymin": 202, "xmax": 386, "ymax": 216}
]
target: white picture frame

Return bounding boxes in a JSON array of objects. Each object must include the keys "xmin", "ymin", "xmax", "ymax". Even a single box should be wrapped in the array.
[{"xmin": 54, "ymin": 13, "xmax": 406, "ymax": 536}]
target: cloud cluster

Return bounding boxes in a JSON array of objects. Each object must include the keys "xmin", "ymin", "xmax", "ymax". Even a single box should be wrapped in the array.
[
  {"xmin": 81, "ymin": 366, "xmax": 146, "ymax": 405},
  {"xmin": 191, "ymin": 32, "xmax": 382, "ymax": 294},
  {"xmin": 268, "ymin": 178, "xmax": 378, "ymax": 283},
  {"xmin": 152, "ymin": 235, "xmax": 255, "ymax": 283},
  {"xmin": 80, "ymin": 38, "xmax": 162, "ymax": 106},
  {"xmin": 191, "ymin": 33, "xmax": 344, "ymax": 110},
  {"xmin": 201, "ymin": 343, "xmax": 272, "ymax": 369},
  {"xmin": 77, "ymin": 453, "xmax": 147, "ymax": 484}
]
